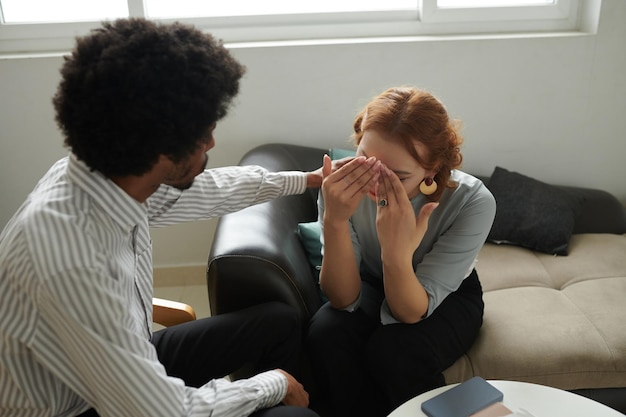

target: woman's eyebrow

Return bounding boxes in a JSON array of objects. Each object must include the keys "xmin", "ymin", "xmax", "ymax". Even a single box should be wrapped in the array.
[{"xmin": 360, "ymin": 150, "xmax": 413, "ymax": 176}]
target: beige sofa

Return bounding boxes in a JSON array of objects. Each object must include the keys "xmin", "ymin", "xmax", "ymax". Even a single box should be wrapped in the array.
[
  {"xmin": 207, "ymin": 143, "xmax": 626, "ymax": 412},
  {"xmin": 446, "ymin": 233, "xmax": 626, "ymax": 391}
]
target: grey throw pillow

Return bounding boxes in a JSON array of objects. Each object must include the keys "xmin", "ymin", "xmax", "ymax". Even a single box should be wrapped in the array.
[{"xmin": 486, "ymin": 167, "xmax": 583, "ymax": 255}]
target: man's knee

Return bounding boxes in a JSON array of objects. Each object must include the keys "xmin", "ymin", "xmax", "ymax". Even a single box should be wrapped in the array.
[{"xmin": 251, "ymin": 302, "xmax": 300, "ymax": 333}]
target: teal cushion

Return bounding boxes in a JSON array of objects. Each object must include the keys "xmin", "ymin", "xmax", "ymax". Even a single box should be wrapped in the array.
[
  {"xmin": 330, "ymin": 147, "xmax": 356, "ymax": 160},
  {"xmin": 297, "ymin": 221, "xmax": 323, "ymax": 273},
  {"xmin": 296, "ymin": 221, "xmax": 326, "ymax": 302}
]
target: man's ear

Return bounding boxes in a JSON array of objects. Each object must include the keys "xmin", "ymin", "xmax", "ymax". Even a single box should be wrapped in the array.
[
  {"xmin": 150, "ymin": 154, "xmax": 177, "ymax": 178},
  {"xmin": 155, "ymin": 154, "xmax": 172, "ymax": 167}
]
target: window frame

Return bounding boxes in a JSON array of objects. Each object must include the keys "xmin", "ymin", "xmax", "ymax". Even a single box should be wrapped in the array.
[
  {"xmin": 423, "ymin": 0, "xmax": 574, "ymax": 22},
  {"xmin": 420, "ymin": 0, "xmax": 580, "ymax": 32},
  {"xmin": 0, "ymin": 0, "xmax": 589, "ymax": 55}
]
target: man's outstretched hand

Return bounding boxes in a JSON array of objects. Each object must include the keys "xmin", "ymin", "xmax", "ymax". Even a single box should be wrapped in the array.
[{"xmin": 306, "ymin": 155, "xmax": 354, "ymax": 188}]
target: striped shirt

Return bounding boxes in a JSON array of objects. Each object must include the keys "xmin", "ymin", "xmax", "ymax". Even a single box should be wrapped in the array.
[{"xmin": 0, "ymin": 153, "xmax": 308, "ymax": 417}]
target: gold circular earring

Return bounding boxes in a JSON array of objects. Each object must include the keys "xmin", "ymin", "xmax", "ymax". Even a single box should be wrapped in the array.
[{"xmin": 419, "ymin": 177, "xmax": 438, "ymax": 195}]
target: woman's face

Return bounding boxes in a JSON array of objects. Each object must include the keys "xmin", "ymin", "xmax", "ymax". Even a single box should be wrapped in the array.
[{"xmin": 356, "ymin": 129, "xmax": 433, "ymax": 201}]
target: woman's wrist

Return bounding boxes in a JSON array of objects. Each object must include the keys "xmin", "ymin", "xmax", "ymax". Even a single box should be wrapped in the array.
[
  {"xmin": 380, "ymin": 249, "xmax": 413, "ymax": 268},
  {"xmin": 322, "ymin": 215, "xmax": 350, "ymax": 232}
]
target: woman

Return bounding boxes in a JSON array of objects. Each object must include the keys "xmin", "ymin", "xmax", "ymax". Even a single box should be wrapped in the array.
[{"xmin": 306, "ymin": 87, "xmax": 496, "ymax": 417}]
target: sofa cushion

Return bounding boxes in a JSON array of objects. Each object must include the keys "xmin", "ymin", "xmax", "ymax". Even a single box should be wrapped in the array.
[
  {"xmin": 330, "ymin": 147, "xmax": 356, "ymax": 160},
  {"xmin": 444, "ymin": 233, "xmax": 626, "ymax": 390},
  {"xmin": 296, "ymin": 221, "xmax": 328, "ymax": 302},
  {"xmin": 486, "ymin": 166, "xmax": 584, "ymax": 255},
  {"xmin": 297, "ymin": 221, "xmax": 323, "ymax": 280}
]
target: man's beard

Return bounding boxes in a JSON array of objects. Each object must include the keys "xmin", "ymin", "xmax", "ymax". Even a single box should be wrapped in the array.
[
  {"xmin": 174, "ymin": 181, "xmax": 194, "ymax": 191},
  {"xmin": 172, "ymin": 154, "xmax": 209, "ymax": 191}
]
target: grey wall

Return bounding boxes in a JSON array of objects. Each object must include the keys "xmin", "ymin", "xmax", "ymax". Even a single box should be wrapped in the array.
[{"xmin": 1, "ymin": 0, "xmax": 624, "ymax": 267}]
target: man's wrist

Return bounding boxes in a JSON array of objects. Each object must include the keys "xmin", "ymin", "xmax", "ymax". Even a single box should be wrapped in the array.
[
  {"xmin": 248, "ymin": 370, "xmax": 288, "ymax": 409},
  {"xmin": 306, "ymin": 171, "xmax": 322, "ymax": 188}
]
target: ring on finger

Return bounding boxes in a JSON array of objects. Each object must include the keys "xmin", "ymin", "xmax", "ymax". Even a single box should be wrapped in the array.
[{"xmin": 378, "ymin": 198, "xmax": 388, "ymax": 207}]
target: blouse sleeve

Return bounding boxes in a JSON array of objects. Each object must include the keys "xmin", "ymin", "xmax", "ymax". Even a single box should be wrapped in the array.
[{"xmin": 414, "ymin": 181, "xmax": 496, "ymax": 318}]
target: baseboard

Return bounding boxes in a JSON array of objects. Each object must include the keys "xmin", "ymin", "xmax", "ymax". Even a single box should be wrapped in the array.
[{"xmin": 153, "ymin": 264, "xmax": 206, "ymax": 287}]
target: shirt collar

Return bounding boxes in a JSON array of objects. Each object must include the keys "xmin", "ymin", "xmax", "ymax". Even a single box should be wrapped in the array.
[{"xmin": 67, "ymin": 153, "xmax": 147, "ymax": 231}]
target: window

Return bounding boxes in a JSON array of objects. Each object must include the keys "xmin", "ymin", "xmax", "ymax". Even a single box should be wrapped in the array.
[
  {"xmin": 0, "ymin": 0, "xmax": 589, "ymax": 55},
  {"xmin": 1, "ymin": 0, "xmax": 128, "ymax": 23},
  {"xmin": 146, "ymin": 1, "xmax": 416, "ymax": 19},
  {"xmin": 421, "ymin": 0, "xmax": 579, "ymax": 29}
]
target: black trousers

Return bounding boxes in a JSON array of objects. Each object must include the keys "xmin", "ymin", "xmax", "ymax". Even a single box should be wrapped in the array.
[
  {"xmin": 80, "ymin": 302, "xmax": 318, "ymax": 417},
  {"xmin": 306, "ymin": 270, "xmax": 484, "ymax": 417}
]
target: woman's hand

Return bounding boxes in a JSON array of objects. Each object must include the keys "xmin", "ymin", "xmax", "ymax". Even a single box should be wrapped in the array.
[
  {"xmin": 318, "ymin": 154, "xmax": 378, "ymax": 308},
  {"xmin": 321, "ymin": 154, "xmax": 381, "ymax": 225},
  {"xmin": 375, "ymin": 165, "xmax": 437, "ymax": 322},
  {"xmin": 375, "ymin": 165, "xmax": 439, "ymax": 263}
]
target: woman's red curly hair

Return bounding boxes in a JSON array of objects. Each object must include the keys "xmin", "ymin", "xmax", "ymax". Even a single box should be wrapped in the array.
[{"xmin": 352, "ymin": 87, "xmax": 463, "ymax": 201}]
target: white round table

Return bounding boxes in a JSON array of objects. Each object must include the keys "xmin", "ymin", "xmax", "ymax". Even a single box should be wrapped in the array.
[{"xmin": 387, "ymin": 380, "xmax": 624, "ymax": 417}]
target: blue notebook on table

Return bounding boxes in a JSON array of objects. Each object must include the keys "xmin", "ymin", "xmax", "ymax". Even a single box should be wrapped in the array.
[{"xmin": 421, "ymin": 377, "xmax": 503, "ymax": 417}]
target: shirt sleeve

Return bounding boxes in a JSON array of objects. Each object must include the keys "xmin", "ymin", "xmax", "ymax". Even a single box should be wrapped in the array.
[
  {"xmin": 414, "ymin": 183, "xmax": 496, "ymax": 319},
  {"xmin": 146, "ymin": 165, "xmax": 308, "ymax": 227},
  {"xmin": 34, "ymin": 268, "xmax": 287, "ymax": 417}
]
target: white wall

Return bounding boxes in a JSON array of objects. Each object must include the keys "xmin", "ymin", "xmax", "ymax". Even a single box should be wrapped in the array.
[{"xmin": 1, "ymin": 1, "xmax": 625, "ymax": 268}]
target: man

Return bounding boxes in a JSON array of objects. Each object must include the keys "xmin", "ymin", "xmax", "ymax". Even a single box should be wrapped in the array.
[{"xmin": 0, "ymin": 18, "xmax": 379, "ymax": 417}]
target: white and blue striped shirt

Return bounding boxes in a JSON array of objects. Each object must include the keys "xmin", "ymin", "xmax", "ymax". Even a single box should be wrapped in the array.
[{"xmin": 0, "ymin": 154, "xmax": 307, "ymax": 417}]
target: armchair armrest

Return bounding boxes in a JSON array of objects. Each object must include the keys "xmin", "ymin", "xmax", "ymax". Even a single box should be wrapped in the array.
[
  {"xmin": 152, "ymin": 297, "xmax": 196, "ymax": 327},
  {"xmin": 207, "ymin": 143, "xmax": 328, "ymax": 328}
]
